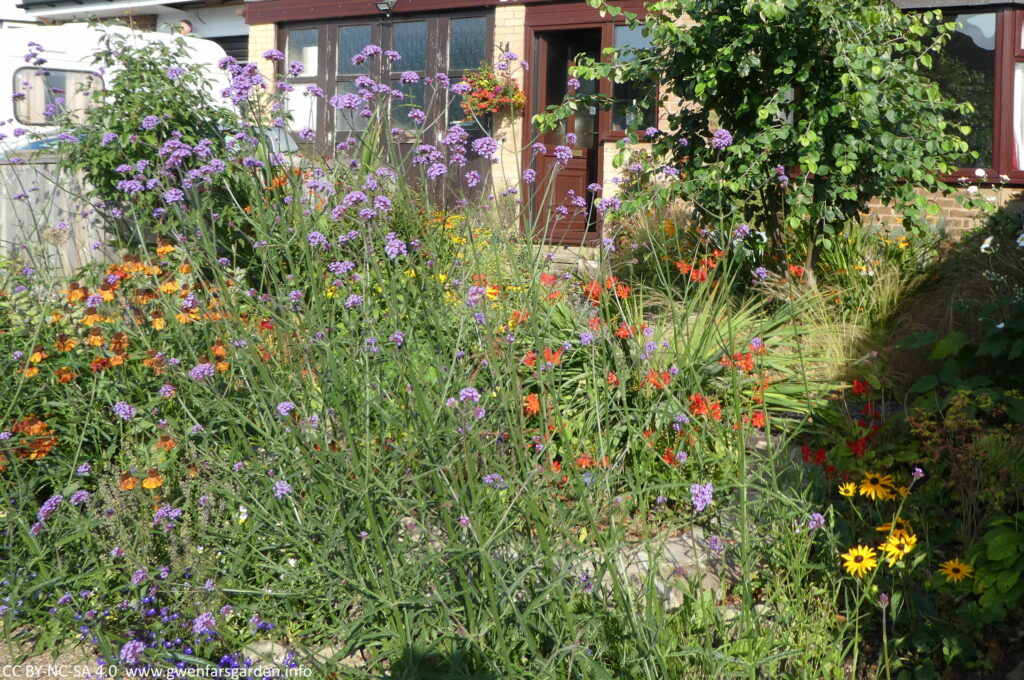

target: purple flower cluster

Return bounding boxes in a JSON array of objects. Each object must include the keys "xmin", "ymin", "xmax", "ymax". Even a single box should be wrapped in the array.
[
  {"xmin": 384, "ymin": 232, "xmax": 406, "ymax": 259},
  {"xmin": 690, "ymin": 482, "xmax": 714, "ymax": 512},
  {"xmin": 112, "ymin": 401, "xmax": 136, "ymax": 421},
  {"xmin": 710, "ymin": 128, "xmax": 733, "ymax": 150}
]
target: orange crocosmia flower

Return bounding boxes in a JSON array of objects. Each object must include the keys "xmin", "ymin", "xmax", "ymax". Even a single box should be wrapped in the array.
[
  {"xmin": 82, "ymin": 307, "xmax": 103, "ymax": 326},
  {"xmin": 509, "ymin": 310, "xmax": 529, "ymax": 328},
  {"xmin": 642, "ymin": 370, "xmax": 671, "ymax": 389},
  {"xmin": 788, "ymin": 264, "xmax": 805, "ymax": 278},
  {"xmin": 582, "ymin": 280, "xmax": 602, "ymax": 303},
  {"xmin": 154, "ymin": 436, "xmax": 176, "ymax": 452},
  {"xmin": 540, "ymin": 273, "xmax": 557, "ymax": 288},
  {"xmin": 542, "ymin": 347, "xmax": 563, "ymax": 366},
  {"xmin": 523, "ymin": 393, "xmax": 541, "ymax": 416},
  {"xmin": 690, "ymin": 393, "xmax": 710, "ymax": 417},
  {"xmin": 751, "ymin": 411, "xmax": 766, "ymax": 429},
  {"xmin": 607, "ymin": 371, "xmax": 620, "ymax": 387},
  {"xmin": 588, "ymin": 316, "xmax": 601, "ymax": 331},
  {"xmin": 472, "ymin": 273, "xmax": 488, "ymax": 287},
  {"xmin": 119, "ymin": 472, "xmax": 138, "ymax": 490},
  {"xmin": 546, "ymin": 290, "xmax": 563, "ymax": 303},
  {"xmin": 675, "ymin": 260, "xmax": 692, "ymax": 275},
  {"xmin": 615, "ymin": 283, "xmax": 631, "ymax": 299},
  {"xmin": 142, "ymin": 468, "xmax": 164, "ymax": 489},
  {"xmin": 55, "ymin": 334, "xmax": 77, "ymax": 352},
  {"xmin": 689, "ymin": 267, "xmax": 708, "ymax": 283},
  {"xmin": 523, "ymin": 351, "xmax": 537, "ymax": 368},
  {"xmin": 29, "ymin": 345, "xmax": 48, "ymax": 363},
  {"xmin": 615, "ymin": 323, "xmax": 636, "ymax": 339},
  {"xmin": 604, "ymin": 275, "xmax": 618, "ymax": 290},
  {"xmin": 551, "ymin": 460, "xmax": 561, "ymax": 473},
  {"xmin": 55, "ymin": 366, "xmax": 78, "ymax": 384}
]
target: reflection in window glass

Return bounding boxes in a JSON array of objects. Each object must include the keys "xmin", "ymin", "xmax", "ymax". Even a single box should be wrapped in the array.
[
  {"xmin": 931, "ymin": 12, "xmax": 996, "ymax": 167},
  {"xmin": 393, "ymin": 22, "xmax": 427, "ymax": 72},
  {"xmin": 13, "ymin": 69, "xmax": 101, "ymax": 125},
  {"xmin": 611, "ymin": 26, "xmax": 656, "ymax": 131},
  {"xmin": 287, "ymin": 29, "xmax": 319, "ymax": 76},
  {"xmin": 449, "ymin": 17, "xmax": 487, "ymax": 71},
  {"xmin": 338, "ymin": 25, "xmax": 371, "ymax": 75},
  {"xmin": 335, "ymin": 82, "xmax": 369, "ymax": 132},
  {"xmin": 391, "ymin": 79, "xmax": 426, "ymax": 131}
]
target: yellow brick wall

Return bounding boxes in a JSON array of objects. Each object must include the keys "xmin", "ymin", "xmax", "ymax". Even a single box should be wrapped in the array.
[
  {"xmin": 491, "ymin": 5, "xmax": 527, "ymax": 194},
  {"xmin": 247, "ymin": 23, "xmax": 277, "ymax": 92},
  {"xmin": 865, "ymin": 186, "xmax": 1021, "ymax": 238}
]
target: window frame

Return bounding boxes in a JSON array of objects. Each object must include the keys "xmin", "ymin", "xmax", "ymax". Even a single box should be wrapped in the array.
[
  {"xmin": 276, "ymin": 10, "xmax": 494, "ymax": 153},
  {"xmin": 12, "ymin": 67, "xmax": 103, "ymax": 126}
]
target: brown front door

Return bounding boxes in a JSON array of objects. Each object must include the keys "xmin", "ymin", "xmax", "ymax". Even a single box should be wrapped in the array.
[{"xmin": 529, "ymin": 29, "xmax": 602, "ymax": 245}]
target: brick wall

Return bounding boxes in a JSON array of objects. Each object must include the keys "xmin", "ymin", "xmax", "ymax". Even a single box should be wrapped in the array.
[
  {"xmin": 491, "ymin": 5, "xmax": 527, "ymax": 194},
  {"xmin": 865, "ymin": 186, "xmax": 1024, "ymax": 238},
  {"xmin": 247, "ymin": 23, "xmax": 278, "ymax": 92}
]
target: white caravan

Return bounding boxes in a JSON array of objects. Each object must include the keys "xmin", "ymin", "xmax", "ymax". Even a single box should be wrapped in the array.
[{"xmin": 0, "ymin": 22, "xmax": 233, "ymax": 144}]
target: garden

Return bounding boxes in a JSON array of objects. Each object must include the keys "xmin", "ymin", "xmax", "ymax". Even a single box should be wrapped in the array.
[{"xmin": 1, "ymin": 0, "xmax": 1023, "ymax": 678}]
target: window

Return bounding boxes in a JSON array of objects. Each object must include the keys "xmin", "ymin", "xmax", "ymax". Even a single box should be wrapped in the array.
[
  {"xmin": 611, "ymin": 25, "xmax": 657, "ymax": 131},
  {"xmin": 930, "ymin": 12, "xmax": 996, "ymax": 168},
  {"xmin": 13, "ymin": 68, "xmax": 101, "ymax": 125},
  {"xmin": 285, "ymin": 28, "xmax": 320, "ymax": 134},
  {"xmin": 277, "ymin": 12, "xmax": 493, "ymax": 150}
]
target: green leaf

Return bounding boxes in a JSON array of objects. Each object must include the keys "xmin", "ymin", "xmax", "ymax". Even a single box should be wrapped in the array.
[
  {"xmin": 929, "ymin": 332, "xmax": 968, "ymax": 360},
  {"xmin": 909, "ymin": 375, "xmax": 938, "ymax": 394},
  {"xmin": 985, "ymin": 530, "xmax": 1023, "ymax": 561}
]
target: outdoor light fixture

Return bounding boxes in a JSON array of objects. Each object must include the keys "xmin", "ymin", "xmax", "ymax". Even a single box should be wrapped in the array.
[{"xmin": 375, "ymin": 0, "xmax": 396, "ymax": 14}]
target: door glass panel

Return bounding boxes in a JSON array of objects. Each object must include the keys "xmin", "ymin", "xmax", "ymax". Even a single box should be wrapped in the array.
[
  {"xmin": 287, "ymin": 29, "xmax": 319, "ymax": 76},
  {"xmin": 611, "ymin": 25, "xmax": 656, "ymax": 131},
  {"xmin": 450, "ymin": 17, "xmax": 487, "ymax": 71},
  {"xmin": 391, "ymin": 79, "xmax": 426, "ymax": 130},
  {"xmin": 393, "ymin": 22, "xmax": 427, "ymax": 72},
  {"xmin": 338, "ymin": 25, "xmax": 372, "ymax": 75}
]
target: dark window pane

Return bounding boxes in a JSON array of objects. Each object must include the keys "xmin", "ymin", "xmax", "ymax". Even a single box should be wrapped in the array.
[
  {"xmin": 334, "ymin": 82, "xmax": 369, "ymax": 132},
  {"xmin": 611, "ymin": 25, "xmax": 656, "ymax": 131},
  {"xmin": 930, "ymin": 12, "xmax": 996, "ymax": 167},
  {"xmin": 450, "ymin": 17, "xmax": 487, "ymax": 71},
  {"xmin": 391, "ymin": 79, "xmax": 426, "ymax": 130},
  {"xmin": 393, "ymin": 22, "xmax": 427, "ymax": 72},
  {"xmin": 338, "ymin": 25, "xmax": 372, "ymax": 75},
  {"xmin": 287, "ymin": 28, "xmax": 319, "ymax": 76},
  {"xmin": 448, "ymin": 96, "xmax": 492, "ymax": 139}
]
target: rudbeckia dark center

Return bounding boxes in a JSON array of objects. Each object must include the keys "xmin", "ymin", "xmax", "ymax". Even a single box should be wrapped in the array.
[
  {"xmin": 854, "ymin": 556, "xmax": 863, "ymax": 563},
  {"xmin": 870, "ymin": 477, "xmax": 879, "ymax": 484}
]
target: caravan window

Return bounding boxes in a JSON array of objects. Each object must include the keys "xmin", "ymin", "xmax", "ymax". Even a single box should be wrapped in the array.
[{"xmin": 13, "ymin": 68, "xmax": 102, "ymax": 126}]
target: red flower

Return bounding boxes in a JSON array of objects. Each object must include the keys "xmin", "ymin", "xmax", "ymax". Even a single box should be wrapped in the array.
[
  {"xmin": 788, "ymin": 264, "xmax": 805, "ymax": 278},
  {"xmin": 523, "ymin": 351, "xmax": 537, "ymax": 368},
  {"xmin": 540, "ymin": 273, "xmax": 557, "ymax": 287},
  {"xmin": 852, "ymin": 379, "xmax": 870, "ymax": 395},
  {"xmin": 607, "ymin": 371, "xmax": 620, "ymax": 387},
  {"xmin": 523, "ymin": 393, "xmax": 540, "ymax": 416},
  {"xmin": 542, "ymin": 347, "xmax": 563, "ymax": 366}
]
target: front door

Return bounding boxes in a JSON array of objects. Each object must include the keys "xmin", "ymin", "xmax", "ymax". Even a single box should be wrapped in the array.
[{"xmin": 530, "ymin": 29, "xmax": 601, "ymax": 245}]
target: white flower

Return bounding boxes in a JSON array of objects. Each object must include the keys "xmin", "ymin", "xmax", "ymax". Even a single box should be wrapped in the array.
[
  {"xmin": 996, "ymin": 322, "xmax": 1006, "ymax": 329},
  {"xmin": 1001, "ymin": 174, "xmax": 1011, "ymax": 182},
  {"xmin": 975, "ymin": 168, "xmax": 986, "ymax": 178},
  {"xmin": 287, "ymin": 558, "xmax": 297, "ymax": 567},
  {"xmin": 967, "ymin": 185, "xmax": 979, "ymax": 195},
  {"xmin": 981, "ymin": 235, "xmax": 994, "ymax": 253},
  {"xmin": 238, "ymin": 505, "xmax": 249, "ymax": 523},
  {"xmin": 1016, "ymin": 232, "xmax": 1024, "ymax": 248}
]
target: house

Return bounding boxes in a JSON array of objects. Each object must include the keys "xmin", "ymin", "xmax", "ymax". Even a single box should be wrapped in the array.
[
  {"xmin": 0, "ymin": 0, "xmax": 38, "ymax": 27},
  {"xmin": 15, "ymin": 0, "xmax": 250, "ymax": 60},
  {"xmin": 242, "ymin": 0, "xmax": 666, "ymax": 246},
  {"xmin": 242, "ymin": 0, "xmax": 1019, "ymax": 243}
]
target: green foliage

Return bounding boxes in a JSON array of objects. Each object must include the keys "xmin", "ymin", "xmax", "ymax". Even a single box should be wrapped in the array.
[
  {"xmin": 546, "ymin": 0, "xmax": 985, "ymax": 279},
  {"xmin": 51, "ymin": 27, "xmax": 237, "ymax": 244}
]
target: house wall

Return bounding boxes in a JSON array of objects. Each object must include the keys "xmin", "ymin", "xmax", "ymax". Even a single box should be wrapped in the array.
[
  {"xmin": 247, "ymin": 22, "xmax": 278, "ymax": 90},
  {"xmin": 492, "ymin": 4, "xmax": 527, "ymax": 195}
]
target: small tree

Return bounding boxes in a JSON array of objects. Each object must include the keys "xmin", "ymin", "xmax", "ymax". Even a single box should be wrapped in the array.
[{"xmin": 564, "ymin": 0, "xmax": 980, "ymax": 283}]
